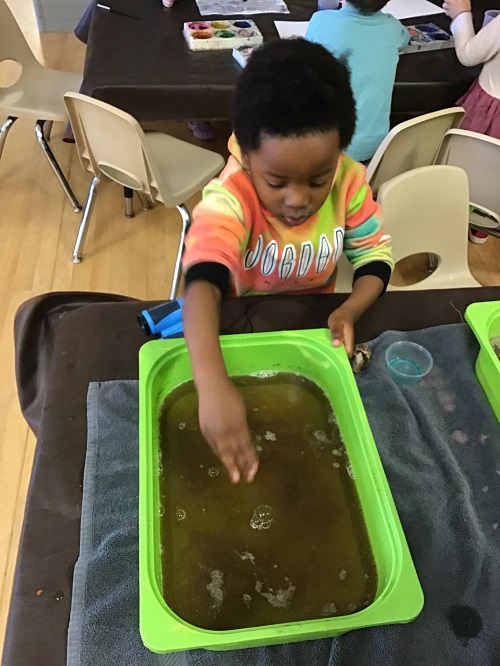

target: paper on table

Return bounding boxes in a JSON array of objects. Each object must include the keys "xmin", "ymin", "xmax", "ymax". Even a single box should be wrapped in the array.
[
  {"xmin": 274, "ymin": 20, "xmax": 308, "ymax": 39},
  {"xmin": 382, "ymin": 0, "xmax": 445, "ymax": 20},
  {"xmin": 196, "ymin": 0, "xmax": 289, "ymax": 16},
  {"xmin": 274, "ymin": 0, "xmax": 445, "ymax": 39}
]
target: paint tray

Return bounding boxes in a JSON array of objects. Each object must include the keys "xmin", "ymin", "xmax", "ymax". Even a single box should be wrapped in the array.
[
  {"xmin": 139, "ymin": 330, "xmax": 423, "ymax": 652},
  {"xmin": 402, "ymin": 23, "xmax": 455, "ymax": 54},
  {"xmin": 465, "ymin": 301, "xmax": 500, "ymax": 423},
  {"xmin": 183, "ymin": 20, "xmax": 263, "ymax": 51}
]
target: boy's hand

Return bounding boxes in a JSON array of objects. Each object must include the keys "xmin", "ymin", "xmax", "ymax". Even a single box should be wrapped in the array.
[
  {"xmin": 198, "ymin": 377, "xmax": 259, "ymax": 484},
  {"xmin": 443, "ymin": 0, "xmax": 471, "ymax": 20},
  {"xmin": 328, "ymin": 305, "xmax": 355, "ymax": 358}
]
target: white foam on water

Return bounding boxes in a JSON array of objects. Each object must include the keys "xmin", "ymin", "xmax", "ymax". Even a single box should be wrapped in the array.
[
  {"xmin": 206, "ymin": 570, "xmax": 224, "ymax": 609},
  {"xmin": 322, "ymin": 602, "xmax": 337, "ymax": 616},
  {"xmin": 251, "ymin": 371, "xmax": 278, "ymax": 378},
  {"xmin": 255, "ymin": 580, "xmax": 296, "ymax": 608},
  {"xmin": 314, "ymin": 430, "xmax": 329, "ymax": 443},
  {"xmin": 339, "ymin": 569, "xmax": 347, "ymax": 580},
  {"xmin": 178, "ymin": 422, "xmax": 186, "ymax": 430},
  {"xmin": 243, "ymin": 593, "xmax": 252, "ymax": 608},
  {"xmin": 256, "ymin": 445, "xmax": 263, "ymax": 452},
  {"xmin": 348, "ymin": 603, "xmax": 357, "ymax": 612},
  {"xmin": 264, "ymin": 431, "xmax": 277, "ymax": 441},
  {"xmin": 332, "ymin": 462, "xmax": 340, "ymax": 469},
  {"xmin": 332, "ymin": 449, "xmax": 342, "ymax": 457}
]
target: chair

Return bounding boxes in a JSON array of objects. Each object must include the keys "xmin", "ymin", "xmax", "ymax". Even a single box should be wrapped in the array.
[
  {"xmin": 366, "ymin": 108, "xmax": 465, "ymax": 198},
  {"xmin": 64, "ymin": 92, "xmax": 225, "ymax": 299},
  {"xmin": 0, "ymin": 0, "xmax": 82, "ymax": 211},
  {"xmin": 336, "ymin": 166, "xmax": 481, "ymax": 291},
  {"xmin": 436, "ymin": 129, "xmax": 500, "ymax": 239}
]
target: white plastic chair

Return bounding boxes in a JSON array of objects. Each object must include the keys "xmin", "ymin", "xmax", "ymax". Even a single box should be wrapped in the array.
[
  {"xmin": 336, "ymin": 165, "xmax": 481, "ymax": 291},
  {"xmin": 379, "ymin": 165, "xmax": 480, "ymax": 290},
  {"xmin": 366, "ymin": 108, "xmax": 465, "ymax": 198},
  {"xmin": 64, "ymin": 92, "xmax": 225, "ymax": 299},
  {"xmin": 0, "ymin": 0, "xmax": 83, "ymax": 211},
  {"xmin": 436, "ymin": 128, "xmax": 500, "ymax": 239}
]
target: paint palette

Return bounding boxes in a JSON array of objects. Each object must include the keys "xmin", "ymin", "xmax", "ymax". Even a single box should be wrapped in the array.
[
  {"xmin": 183, "ymin": 20, "xmax": 264, "ymax": 51},
  {"xmin": 401, "ymin": 23, "xmax": 455, "ymax": 54}
]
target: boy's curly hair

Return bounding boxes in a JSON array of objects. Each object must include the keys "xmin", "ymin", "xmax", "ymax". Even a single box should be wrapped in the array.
[
  {"xmin": 348, "ymin": 0, "xmax": 388, "ymax": 13},
  {"xmin": 232, "ymin": 39, "xmax": 356, "ymax": 154}
]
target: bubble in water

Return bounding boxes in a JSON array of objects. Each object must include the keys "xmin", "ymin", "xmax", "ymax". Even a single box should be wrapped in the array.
[
  {"xmin": 332, "ymin": 462, "xmax": 340, "ymax": 469},
  {"xmin": 273, "ymin": 564, "xmax": 278, "ymax": 568},
  {"xmin": 264, "ymin": 431, "xmax": 277, "ymax": 441},
  {"xmin": 256, "ymin": 445, "xmax": 263, "ymax": 453},
  {"xmin": 243, "ymin": 593, "xmax": 252, "ymax": 608},
  {"xmin": 322, "ymin": 602, "xmax": 337, "ymax": 616},
  {"xmin": 339, "ymin": 569, "xmax": 347, "ymax": 581},
  {"xmin": 332, "ymin": 449, "xmax": 342, "ymax": 457},
  {"xmin": 250, "ymin": 504, "xmax": 274, "ymax": 530},
  {"xmin": 199, "ymin": 464, "xmax": 204, "ymax": 469},
  {"xmin": 208, "ymin": 467, "xmax": 219, "ymax": 478},
  {"xmin": 158, "ymin": 505, "xmax": 165, "ymax": 517},
  {"xmin": 175, "ymin": 507, "xmax": 186, "ymax": 522},
  {"xmin": 206, "ymin": 570, "xmax": 224, "ymax": 609},
  {"xmin": 346, "ymin": 463, "xmax": 354, "ymax": 479},
  {"xmin": 255, "ymin": 435, "xmax": 262, "ymax": 442},
  {"xmin": 348, "ymin": 603, "xmax": 357, "ymax": 612},
  {"xmin": 178, "ymin": 422, "xmax": 186, "ymax": 430},
  {"xmin": 314, "ymin": 430, "xmax": 329, "ymax": 443},
  {"xmin": 158, "ymin": 463, "xmax": 164, "ymax": 475}
]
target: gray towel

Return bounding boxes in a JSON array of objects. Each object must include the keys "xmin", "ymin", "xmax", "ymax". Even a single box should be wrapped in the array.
[{"xmin": 67, "ymin": 324, "xmax": 500, "ymax": 666}]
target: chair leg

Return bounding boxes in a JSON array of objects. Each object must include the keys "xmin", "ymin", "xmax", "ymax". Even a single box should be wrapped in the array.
[
  {"xmin": 170, "ymin": 204, "xmax": 191, "ymax": 301},
  {"xmin": 35, "ymin": 120, "xmax": 82, "ymax": 213},
  {"xmin": 124, "ymin": 187, "xmax": 134, "ymax": 218},
  {"xmin": 72, "ymin": 176, "xmax": 101, "ymax": 263},
  {"xmin": 137, "ymin": 190, "xmax": 153, "ymax": 210},
  {"xmin": 44, "ymin": 120, "xmax": 53, "ymax": 141},
  {"xmin": 0, "ymin": 116, "xmax": 18, "ymax": 161}
]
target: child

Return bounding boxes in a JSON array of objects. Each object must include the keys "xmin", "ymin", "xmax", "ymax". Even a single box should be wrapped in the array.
[
  {"xmin": 182, "ymin": 39, "xmax": 393, "ymax": 484},
  {"xmin": 305, "ymin": 1, "xmax": 409, "ymax": 163},
  {"xmin": 443, "ymin": 0, "xmax": 500, "ymax": 243}
]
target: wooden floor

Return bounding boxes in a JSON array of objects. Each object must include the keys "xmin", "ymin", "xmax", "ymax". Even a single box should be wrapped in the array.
[{"xmin": 0, "ymin": 1, "xmax": 499, "ymax": 658}]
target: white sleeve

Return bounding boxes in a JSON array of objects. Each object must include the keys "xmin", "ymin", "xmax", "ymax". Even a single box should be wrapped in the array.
[{"xmin": 450, "ymin": 12, "xmax": 500, "ymax": 67}]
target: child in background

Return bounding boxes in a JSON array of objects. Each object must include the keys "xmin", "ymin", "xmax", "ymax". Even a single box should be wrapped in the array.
[
  {"xmin": 444, "ymin": 0, "xmax": 500, "ymax": 243},
  {"xmin": 182, "ymin": 39, "xmax": 393, "ymax": 484},
  {"xmin": 305, "ymin": 1, "xmax": 409, "ymax": 163}
]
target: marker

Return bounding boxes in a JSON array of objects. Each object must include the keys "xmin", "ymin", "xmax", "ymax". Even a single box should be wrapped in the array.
[{"xmin": 96, "ymin": 4, "xmax": 140, "ymax": 19}]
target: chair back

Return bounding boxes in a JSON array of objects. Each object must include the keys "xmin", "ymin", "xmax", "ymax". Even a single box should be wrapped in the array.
[
  {"xmin": 366, "ymin": 108, "xmax": 465, "ymax": 198},
  {"xmin": 64, "ymin": 92, "xmax": 174, "ymax": 206},
  {"xmin": 436, "ymin": 128, "xmax": 500, "ymax": 224},
  {"xmin": 377, "ymin": 165, "xmax": 480, "ymax": 290},
  {"xmin": 0, "ymin": 0, "xmax": 40, "ymax": 69}
]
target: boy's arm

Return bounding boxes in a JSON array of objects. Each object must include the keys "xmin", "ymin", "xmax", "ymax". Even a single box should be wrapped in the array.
[
  {"xmin": 183, "ymin": 279, "xmax": 258, "ymax": 484},
  {"xmin": 330, "ymin": 165, "xmax": 393, "ymax": 354}
]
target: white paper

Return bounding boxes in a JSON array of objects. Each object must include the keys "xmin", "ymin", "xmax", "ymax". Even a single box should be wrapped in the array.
[
  {"xmin": 274, "ymin": 20, "xmax": 309, "ymax": 39},
  {"xmin": 196, "ymin": 0, "xmax": 289, "ymax": 16},
  {"xmin": 382, "ymin": 0, "xmax": 445, "ymax": 20}
]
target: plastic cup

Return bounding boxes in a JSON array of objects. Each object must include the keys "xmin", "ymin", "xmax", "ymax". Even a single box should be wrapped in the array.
[
  {"xmin": 385, "ymin": 341, "xmax": 433, "ymax": 386},
  {"xmin": 483, "ymin": 10, "xmax": 500, "ymax": 28}
]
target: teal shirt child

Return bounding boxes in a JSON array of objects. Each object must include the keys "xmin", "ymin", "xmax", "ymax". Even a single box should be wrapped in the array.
[{"xmin": 306, "ymin": 6, "xmax": 409, "ymax": 162}]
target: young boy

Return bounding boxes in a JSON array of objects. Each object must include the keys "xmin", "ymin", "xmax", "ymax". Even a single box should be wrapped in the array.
[
  {"xmin": 306, "ymin": 1, "xmax": 409, "ymax": 162},
  {"xmin": 182, "ymin": 39, "xmax": 392, "ymax": 485}
]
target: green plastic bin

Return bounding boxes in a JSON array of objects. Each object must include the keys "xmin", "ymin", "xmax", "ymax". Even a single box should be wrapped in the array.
[
  {"xmin": 465, "ymin": 301, "xmax": 500, "ymax": 423},
  {"xmin": 139, "ymin": 329, "xmax": 424, "ymax": 653}
]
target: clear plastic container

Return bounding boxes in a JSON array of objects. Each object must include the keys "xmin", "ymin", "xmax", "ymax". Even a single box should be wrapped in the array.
[{"xmin": 385, "ymin": 341, "xmax": 433, "ymax": 386}]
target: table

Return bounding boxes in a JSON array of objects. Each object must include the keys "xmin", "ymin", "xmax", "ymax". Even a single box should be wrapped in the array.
[
  {"xmin": 80, "ymin": 0, "xmax": 493, "ymax": 123},
  {"xmin": 3, "ymin": 286, "xmax": 500, "ymax": 665}
]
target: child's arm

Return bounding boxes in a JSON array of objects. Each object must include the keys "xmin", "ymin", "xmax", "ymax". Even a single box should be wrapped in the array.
[
  {"xmin": 444, "ymin": 1, "xmax": 500, "ymax": 66},
  {"xmin": 331, "ymin": 165, "xmax": 393, "ymax": 354},
  {"xmin": 183, "ymin": 279, "xmax": 258, "ymax": 484}
]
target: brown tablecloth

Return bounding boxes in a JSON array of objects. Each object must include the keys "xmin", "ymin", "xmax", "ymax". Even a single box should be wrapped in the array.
[
  {"xmin": 4, "ymin": 287, "xmax": 500, "ymax": 666},
  {"xmin": 80, "ymin": 0, "xmax": 491, "ymax": 123}
]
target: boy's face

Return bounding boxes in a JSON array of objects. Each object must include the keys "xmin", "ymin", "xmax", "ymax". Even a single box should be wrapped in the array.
[{"xmin": 242, "ymin": 130, "xmax": 341, "ymax": 227}]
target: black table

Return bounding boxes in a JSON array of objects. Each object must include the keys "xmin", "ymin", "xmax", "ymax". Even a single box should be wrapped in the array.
[
  {"xmin": 80, "ymin": 0, "xmax": 494, "ymax": 122},
  {"xmin": 3, "ymin": 287, "xmax": 500, "ymax": 665}
]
